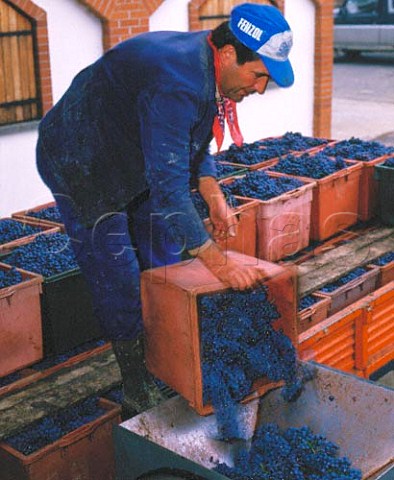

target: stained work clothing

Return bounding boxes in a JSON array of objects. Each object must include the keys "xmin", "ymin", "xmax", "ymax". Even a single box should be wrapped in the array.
[
  {"xmin": 36, "ymin": 30, "xmax": 218, "ymax": 340},
  {"xmin": 37, "ymin": 30, "xmax": 216, "ymax": 248}
]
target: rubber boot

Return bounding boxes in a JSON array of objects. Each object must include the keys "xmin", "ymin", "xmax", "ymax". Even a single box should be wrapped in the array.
[{"xmin": 112, "ymin": 335, "xmax": 168, "ymax": 419}]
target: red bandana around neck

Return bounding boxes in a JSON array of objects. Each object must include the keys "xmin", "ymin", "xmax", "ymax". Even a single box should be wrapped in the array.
[{"xmin": 207, "ymin": 34, "xmax": 244, "ymax": 153}]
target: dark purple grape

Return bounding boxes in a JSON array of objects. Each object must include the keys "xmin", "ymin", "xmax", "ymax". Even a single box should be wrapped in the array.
[
  {"xmin": 26, "ymin": 205, "xmax": 63, "ymax": 223},
  {"xmin": 0, "ymin": 219, "xmax": 41, "ymax": 245},
  {"xmin": 321, "ymin": 137, "xmax": 394, "ymax": 161},
  {"xmin": 4, "ymin": 396, "xmax": 106, "ymax": 455},
  {"xmin": 270, "ymin": 152, "xmax": 348, "ymax": 179},
  {"xmin": 2, "ymin": 233, "xmax": 78, "ymax": 278}
]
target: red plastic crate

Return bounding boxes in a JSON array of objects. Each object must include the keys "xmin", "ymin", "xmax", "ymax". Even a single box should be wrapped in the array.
[
  {"xmin": 298, "ymin": 281, "xmax": 394, "ymax": 379},
  {"xmin": 217, "ymin": 156, "xmax": 278, "ymax": 171},
  {"xmin": 141, "ymin": 251, "xmax": 297, "ymax": 415},
  {"xmin": 368, "ymin": 257, "xmax": 394, "ymax": 289},
  {"xmin": 356, "ymin": 282, "xmax": 394, "ymax": 377},
  {"xmin": 203, "ymin": 198, "xmax": 258, "ymax": 257},
  {"xmin": 297, "ymin": 293, "xmax": 331, "ymax": 333},
  {"xmin": 317, "ymin": 265, "xmax": 380, "ymax": 316},
  {"xmin": 0, "ymin": 218, "xmax": 59, "ymax": 255},
  {"xmin": 266, "ymin": 159, "xmax": 363, "ymax": 241},
  {"xmin": 298, "ymin": 302, "xmax": 365, "ymax": 376},
  {"xmin": 0, "ymin": 263, "xmax": 43, "ymax": 377},
  {"xmin": 1, "ymin": 231, "xmax": 102, "ymax": 356},
  {"xmin": 221, "ymin": 172, "xmax": 315, "ymax": 262},
  {"xmin": 0, "ymin": 342, "xmax": 111, "ymax": 399},
  {"xmin": 12, "ymin": 201, "xmax": 64, "ymax": 231},
  {"xmin": 378, "ymin": 260, "xmax": 394, "ymax": 287},
  {"xmin": 259, "ymin": 135, "xmax": 337, "ymax": 155},
  {"xmin": 0, "ymin": 398, "xmax": 121, "ymax": 480}
]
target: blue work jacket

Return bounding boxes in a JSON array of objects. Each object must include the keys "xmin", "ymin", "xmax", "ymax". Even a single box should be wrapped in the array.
[{"xmin": 37, "ymin": 30, "xmax": 218, "ymax": 250}]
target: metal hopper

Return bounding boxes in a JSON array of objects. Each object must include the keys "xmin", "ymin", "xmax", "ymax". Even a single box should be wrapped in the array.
[{"xmin": 114, "ymin": 363, "xmax": 394, "ymax": 480}]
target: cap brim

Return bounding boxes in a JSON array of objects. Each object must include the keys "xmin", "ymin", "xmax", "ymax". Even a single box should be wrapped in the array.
[{"xmin": 260, "ymin": 55, "xmax": 294, "ymax": 88}]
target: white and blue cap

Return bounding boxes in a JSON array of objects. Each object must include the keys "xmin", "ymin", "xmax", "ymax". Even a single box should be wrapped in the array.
[{"xmin": 229, "ymin": 3, "xmax": 294, "ymax": 87}]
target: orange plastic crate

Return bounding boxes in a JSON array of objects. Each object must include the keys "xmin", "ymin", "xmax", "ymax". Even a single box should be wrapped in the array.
[
  {"xmin": 0, "ymin": 264, "xmax": 43, "ymax": 377},
  {"xmin": 203, "ymin": 198, "xmax": 257, "ymax": 257},
  {"xmin": 379, "ymin": 260, "xmax": 394, "ymax": 287},
  {"xmin": 368, "ymin": 259, "xmax": 394, "ymax": 288},
  {"xmin": 0, "ymin": 398, "xmax": 121, "ymax": 480},
  {"xmin": 266, "ymin": 159, "xmax": 363, "ymax": 241},
  {"xmin": 221, "ymin": 172, "xmax": 315, "ymax": 262},
  {"xmin": 297, "ymin": 293, "xmax": 331, "ymax": 333},
  {"xmin": 254, "ymin": 135, "xmax": 337, "ymax": 155},
  {"xmin": 298, "ymin": 302, "xmax": 366, "ymax": 376},
  {"xmin": 217, "ymin": 156, "xmax": 278, "ymax": 171},
  {"xmin": 1, "ymin": 232, "xmax": 102, "ymax": 356},
  {"xmin": 0, "ymin": 342, "xmax": 111, "ymax": 399},
  {"xmin": 12, "ymin": 201, "xmax": 64, "ymax": 230},
  {"xmin": 299, "ymin": 281, "xmax": 394, "ymax": 379},
  {"xmin": 356, "ymin": 282, "xmax": 394, "ymax": 377},
  {"xmin": 0, "ymin": 218, "xmax": 59, "ymax": 255},
  {"xmin": 317, "ymin": 265, "xmax": 380, "ymax": 316},
  {"xmin": 141, "ymin": 251, "xmax": 297, "ymax": 415}
]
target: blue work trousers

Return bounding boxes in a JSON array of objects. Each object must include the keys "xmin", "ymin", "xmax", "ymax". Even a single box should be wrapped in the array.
[{"xmin": 54, "ymin": 194, "xmax": 181, "ymax": 341}]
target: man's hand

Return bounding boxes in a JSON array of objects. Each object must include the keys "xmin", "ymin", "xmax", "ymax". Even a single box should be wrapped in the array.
[
  {"xmin": 209, "ymin": 198, "xmax": 239, "ymax": 241},
  {"xmin": 190, "ymin": 239, "xmax": 266, "ymax": 290},
  {"xmin": 198, "ymin": 176, "xmax": 238, "ymax": 241}
]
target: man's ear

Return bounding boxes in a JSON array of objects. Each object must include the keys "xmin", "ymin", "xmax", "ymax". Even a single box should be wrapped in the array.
[{"xmin": 218, "ymin": 44, "xmax": 237, "ymax": 65}]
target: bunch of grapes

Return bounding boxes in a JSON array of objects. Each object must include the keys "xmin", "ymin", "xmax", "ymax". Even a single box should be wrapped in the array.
[
  {"xmin": 256, "ymin": 132, "xmax": 331, "ymax": 152},
  {"xmin": 215, "ymin": 162, "xmax": 246, "ymax": 179},
  {"xmin": 218, "ymin": 143, "xmax": 285, "ymax": 165},
  {"xmin": 382, "ymin": 157, "xmax": 394, "ymax": 167},
  {"xmin": 30, "ymin": 339, "xmax": 106, "ymax": 371},
  {"xmin": 321, "ymin": 137, "xmax": 394, "ymax": 161},
  {"xmin": 214, "ymin": 423, "xmax": 362, "ymax": 480},
  {"xmin": 319, "ymin": 267, "xmax": 367, "ymax": 293},
  {"xmin": 26, "ymin": 205, "xmax": 63, "ymax": 223},
  {"xmin": 225, "ymin": 171, "xmax": 304, "ymax": 201},
  {"xmin": 0, "ymin": 267, "xmax": 23, "ymax": 289},
  {"xmin": 199, "ymin": 285, "xmax": 307, "ymax": 440},
  {"xmin": 4, "ymin": 396, "xmax": 105, "ymax": 455},
  {"xmin": 298, "ymin": 295, "xmax": 319, "ymax": 311},
  {"xmin": 270, "ymin": 153, "xmax": 348, "ymax": 179},
  {"xmin": 370, "ymin": 251, "xmax": 394, "ymax": 267},
  {"xmin": 191, "ymin": 190, "xmax": 239, "ymax": 220},
  {"xmin": 2, "ymin": 233, "xmax": 78, "ymax": 278},
  {"xmin": 0, "ymin": 219, "xmax": 40, "ymax": 245},
  {"xmin": 102, "ymin": 384, "xmax": 124, "ymax": 405}
]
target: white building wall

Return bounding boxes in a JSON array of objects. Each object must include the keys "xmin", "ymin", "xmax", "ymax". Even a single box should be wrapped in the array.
[
  {"xmin": 0, "ymin": 0, "xmax": 102, "ymax": 217},
  {"xmin": 1, "ymin": 0, "xmax": 315, "ymax": 217},
  {"xmin": 150, "ymin": 0, "xmax": 316, "ymax": 150}
]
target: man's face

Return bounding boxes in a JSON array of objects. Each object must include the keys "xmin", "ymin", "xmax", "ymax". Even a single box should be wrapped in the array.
[{"xmin": 218, "ymin": 45, "xmax": 270, "ymax": 102}]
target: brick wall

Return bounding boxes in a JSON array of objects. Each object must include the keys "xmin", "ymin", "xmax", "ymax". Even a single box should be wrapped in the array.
[
  {"xmin": 313, "ymin": 1, "xmax": 334, "ymax": 138},
  {"xmin": 7, "ymin": 0, "xmax": 333, "ymax": 136},
  {"xmin": 79, "ymin": 0, "xmax": 160, "ymax": 50}
]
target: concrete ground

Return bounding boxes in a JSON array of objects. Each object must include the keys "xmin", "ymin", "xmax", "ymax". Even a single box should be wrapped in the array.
[
  {"xmin": 332, "ymin": 98, "xmax": 394, "ymax": 147},
  {"xmin": 332, "ymin": 52, "xmax": 394, "ymax": 147}
]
